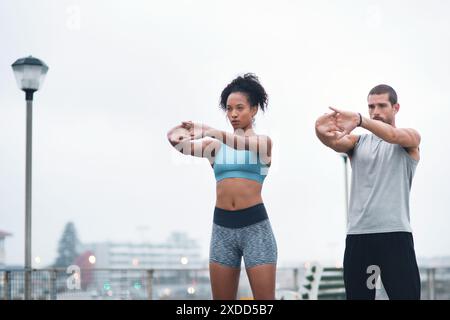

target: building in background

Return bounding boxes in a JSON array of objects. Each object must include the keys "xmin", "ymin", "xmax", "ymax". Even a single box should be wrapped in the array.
[
  {"xmin": 80, "ymin": 231, "xmax": 204, "ymax": 269},
  {"xmin": 76, "ymin": 231, "xmax": 208, "ymax": 299},
  {"xmin": 0, "ymin": 230, "xmax": 12, "ymax": 267}
]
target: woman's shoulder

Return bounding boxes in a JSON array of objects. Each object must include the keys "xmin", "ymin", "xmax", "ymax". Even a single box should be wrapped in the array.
[{"xmin": 255, "ymin": 134, "xmax": 272, "ymax": 149}]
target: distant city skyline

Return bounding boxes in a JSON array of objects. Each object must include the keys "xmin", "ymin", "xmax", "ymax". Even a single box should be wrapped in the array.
[{"xmin": 2, "ymin": 223, "xmax": 450, "ymax": 269}]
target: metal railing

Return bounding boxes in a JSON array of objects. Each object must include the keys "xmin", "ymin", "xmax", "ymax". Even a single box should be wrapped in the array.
[{"xmin": 0, "ymin": 266, "xmax": 448, "ymax": 300}]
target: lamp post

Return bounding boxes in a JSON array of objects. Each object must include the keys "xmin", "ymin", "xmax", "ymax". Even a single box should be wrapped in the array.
[
  {"xmin": 11, "ymin": 55, "xmax": 49, "ymax": 300},
  {"xmin": 340, "ymin": 153, "xmax": 349, "ymax": 226}
]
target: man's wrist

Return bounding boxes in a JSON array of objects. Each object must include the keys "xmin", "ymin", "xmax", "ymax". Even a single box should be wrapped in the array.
[{"xmin": 356, "ymin": 113, "xmax": 362, "ymax": 127}]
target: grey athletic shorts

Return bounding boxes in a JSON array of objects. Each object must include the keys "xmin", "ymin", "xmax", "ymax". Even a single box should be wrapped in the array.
[{"xmin": 209, "ymin": 203, "xmax": 277, "ymax": 269}]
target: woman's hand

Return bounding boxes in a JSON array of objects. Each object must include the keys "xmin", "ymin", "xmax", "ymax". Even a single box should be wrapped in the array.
[
  {"xmin": 167, "ymin": 124, "xmax": 191, "ymax": 146},
  {"xmin": 181, "ymin": 121, "xmax": 213, "ymax": 140}
]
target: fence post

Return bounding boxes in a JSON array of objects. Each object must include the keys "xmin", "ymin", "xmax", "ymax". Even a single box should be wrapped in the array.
[
  {"xmin": 293, "ymin": 268, "xmax": 299, "ymax": 292},
  {"xmin": 50, "ymin": 269, "xmax": 57, "ymax": 300},
  {"xmin": 427, "ymin": 268, "xmax": 436, "ymax": 300},
  {"xmin": 4, "ymin": 271, "xmax": 11, "ymax": 300},
  {"xmin": 120, "ymin": 269, "xmax": 127, "ymax": 300},
  {"xmin": 146, "ymin": 269, "xmax": 154, "ymax": 300}
]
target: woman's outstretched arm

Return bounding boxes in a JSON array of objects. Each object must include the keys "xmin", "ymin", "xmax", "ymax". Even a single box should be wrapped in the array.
[{"xmin": 180, "ymin": 121, "xmax": 272, "ymax": 165}]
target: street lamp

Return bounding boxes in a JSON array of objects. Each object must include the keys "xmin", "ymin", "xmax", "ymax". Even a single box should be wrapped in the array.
[{"xmin": 11, "ymin": 55, "xmax": 49, "ymax": 300}]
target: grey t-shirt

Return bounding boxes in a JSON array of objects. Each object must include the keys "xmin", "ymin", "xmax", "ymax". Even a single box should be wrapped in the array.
[{"xmin": 347, "ymin": 133, "xmax": 419, "ymax": 234}]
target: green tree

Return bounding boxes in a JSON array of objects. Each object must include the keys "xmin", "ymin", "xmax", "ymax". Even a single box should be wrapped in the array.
[{"xmin": 54, "ymin": 222, "xmax": 80, "ymax": 268}]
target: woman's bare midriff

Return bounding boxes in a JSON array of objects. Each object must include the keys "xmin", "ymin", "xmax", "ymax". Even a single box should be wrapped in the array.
[{"xmin": 215, "ymin": 178, "xmax": 263, "ymax": 211}]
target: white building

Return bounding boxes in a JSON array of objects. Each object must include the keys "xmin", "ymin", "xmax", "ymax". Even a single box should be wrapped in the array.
[
  {"xmin": 81, "ymin": 231, "xmax": 205, "ymax": 269},
  {"xmin": 0, "ymin": 230, "xmax": 12, "ymax": 267},
  {"xmin": 77, "ymin": 232, "xmax": 208, "ymax": 299}
]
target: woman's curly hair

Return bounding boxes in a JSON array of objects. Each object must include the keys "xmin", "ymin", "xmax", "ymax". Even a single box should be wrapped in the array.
[{"xmin": 220, "ymin": 73, "xmax": 268, "ymax": 112}]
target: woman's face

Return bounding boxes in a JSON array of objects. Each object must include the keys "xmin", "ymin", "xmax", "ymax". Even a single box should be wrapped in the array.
[{"xmin": 225, "ymin": 92, "xmax": 257, "ymax": 130}]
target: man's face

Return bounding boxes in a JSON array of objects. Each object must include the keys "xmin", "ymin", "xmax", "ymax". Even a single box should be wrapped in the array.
[{"xmin": 367, "ymin": 93, "xmax": 399, "ymax": 125}]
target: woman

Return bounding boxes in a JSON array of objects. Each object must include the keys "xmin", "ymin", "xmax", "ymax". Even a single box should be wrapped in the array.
[{"xmin": 167, "ymin": 73, "xmax": 276, "ymax": 300}]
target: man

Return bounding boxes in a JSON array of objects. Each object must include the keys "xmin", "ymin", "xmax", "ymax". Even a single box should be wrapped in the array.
[{"xmin": 315, "ymin": 84, "xmax": 421, "ymax": 300}]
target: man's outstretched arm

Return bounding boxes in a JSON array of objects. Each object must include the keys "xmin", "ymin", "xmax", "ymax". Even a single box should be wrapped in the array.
[
  {"xmin": 329, "ymin": 107, "xmax": 421, "ymax": 148},
  {"xmin": 360, "ymin": 117, "xmax": 420, "ymax": 148}
]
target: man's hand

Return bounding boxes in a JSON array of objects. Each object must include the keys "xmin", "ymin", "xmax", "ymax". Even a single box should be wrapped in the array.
[
  {"xmin": 329, "ymin": 107, "xmax": 360, "ymax": 139},
  {"xmin": 315, "ymin": 109, "xmax": 360, "ymax": 154},
  {"xmin": 315, "ymin": 111, "xmax": 342, "ymax": 138}
]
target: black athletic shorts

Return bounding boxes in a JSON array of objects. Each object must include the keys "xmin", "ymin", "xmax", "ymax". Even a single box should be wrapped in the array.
[{"xmin": 343, "ymin": 232, "xmax": 421, "ymax": 300}]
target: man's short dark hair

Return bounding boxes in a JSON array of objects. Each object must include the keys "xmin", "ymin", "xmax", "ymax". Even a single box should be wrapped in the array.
[{"xmin": 368, "ymin": 84, "xmax": 398, "ymax": 105}]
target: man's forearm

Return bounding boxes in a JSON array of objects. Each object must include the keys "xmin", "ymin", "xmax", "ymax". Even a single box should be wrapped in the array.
[
  {"xmin": 360, "ymin": 116, "xmax": 399, "ymax": 144},
  {"xmin": 315, "ymin": 127, "xmax": 336, "ymax": 149}
]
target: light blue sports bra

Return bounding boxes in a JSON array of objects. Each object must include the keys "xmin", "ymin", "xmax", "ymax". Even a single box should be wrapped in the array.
[{"xmin": 213, "ymin": 142, "xmax": 269, "ymax": 184}]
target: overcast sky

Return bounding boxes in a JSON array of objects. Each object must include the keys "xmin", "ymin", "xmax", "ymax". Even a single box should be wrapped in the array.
[{"xmin": 1, "ymin": 0, "xmax": 450, "ymax": 268}]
